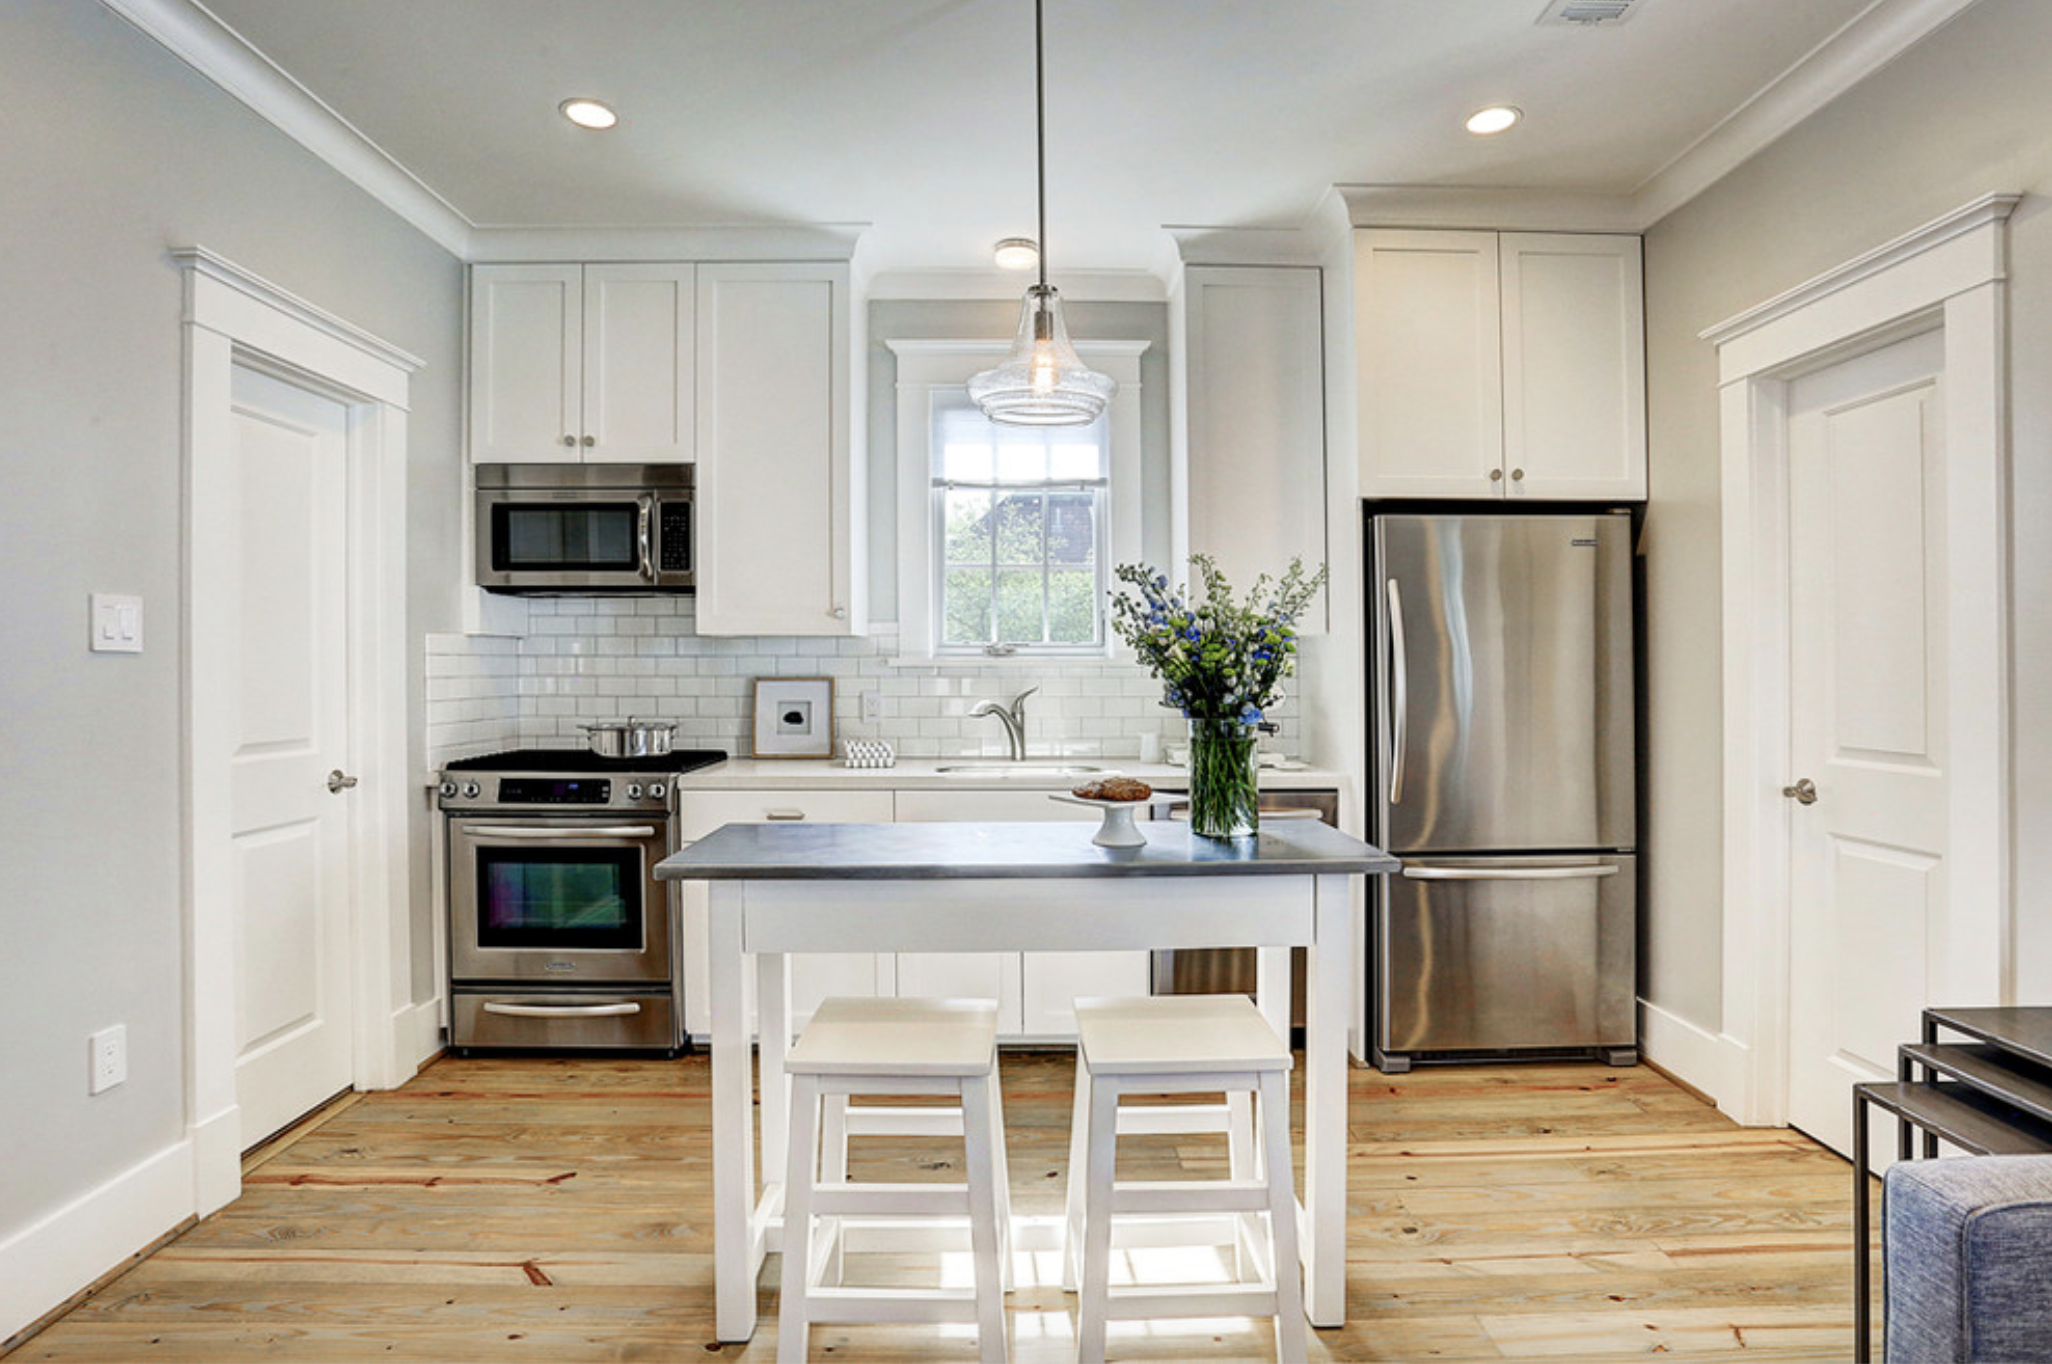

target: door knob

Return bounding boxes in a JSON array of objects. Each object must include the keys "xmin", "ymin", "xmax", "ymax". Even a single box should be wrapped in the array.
[
  {"xmin": 327, "ymin": 769, "xmax": 360, "ymax": 795},
  {"xmin": 1782, "ymin": 777, "xmax": 1817, "ymax": 805}
]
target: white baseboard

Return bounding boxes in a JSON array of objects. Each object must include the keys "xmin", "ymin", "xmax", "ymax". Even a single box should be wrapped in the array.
[
  {"xmin": 1638, "ymin": 997, "xmax": 1750, "ymax": 1118},
  {"xmin": 393, "ymin": 998, "xmax": 443, "ymax": 1077},
  {"xmin": 0, "ymin": 1139, "xmax": 193, "ymax": 1344}
]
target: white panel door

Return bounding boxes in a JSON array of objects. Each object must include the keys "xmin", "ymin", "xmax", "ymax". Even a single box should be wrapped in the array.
[
  {"xmin": 1499, "ymin": 233, "xmax": 1646, "ymax": 500},
  {"xmin": 695, "ymin": 263, "xmax": 856, "ymax": 635},
  {"xmin": 582, "ymin": 264, "xmax": 695, "ymax": 465},
  {"xmin": 227, "ymin": 364, "xmax": 355, "ymax": 1150},
  {"xmin": 1785, "ymin": 329, "xmax": 1947, "ymax": 1159},
  {"xmin": 1355, "ymin": 230, "xmax": 1503, "ymax": 499},
  {"xmin": 467, "ymin": 264, "xmax": 582, "ymax": 463}
]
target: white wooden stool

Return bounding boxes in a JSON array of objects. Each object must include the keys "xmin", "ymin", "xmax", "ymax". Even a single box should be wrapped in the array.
[
  {"xmin": 1064, "ymin": 994, "xmax": 1304, "ymax": 1364},
  {"xmin": 779, "ymin": 997, "xmax": 1011, "ymax": 1364}
]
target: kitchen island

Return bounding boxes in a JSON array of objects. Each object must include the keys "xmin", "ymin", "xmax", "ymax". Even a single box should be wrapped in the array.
[{"xmin": 656, "ymin": 817, "xmax": 1396, "ymax": 1342}]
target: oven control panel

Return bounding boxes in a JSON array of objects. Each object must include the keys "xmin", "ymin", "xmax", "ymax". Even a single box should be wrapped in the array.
[{"xmin": 437, "ymin": 775, "xmax": 674, "ymax": 812}]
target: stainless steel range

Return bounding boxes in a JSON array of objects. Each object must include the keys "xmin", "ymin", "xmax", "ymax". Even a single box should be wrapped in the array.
[{"xmin": 438, "ymin": 747, "xmax": 725, "ymax": 1053}]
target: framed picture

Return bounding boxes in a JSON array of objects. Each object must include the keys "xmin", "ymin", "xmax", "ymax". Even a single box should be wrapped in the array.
[{"xmin": 752, "ymin": 677, "xmax": 835, "ymax": 758}]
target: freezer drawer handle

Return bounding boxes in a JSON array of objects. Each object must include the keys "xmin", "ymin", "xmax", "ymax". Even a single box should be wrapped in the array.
[
  {"xmin": 1386, "ymin": 578, "xmax": 1408, "ymax": 806},
  {"xmin": 481, "ymin": 1001, "xmax": 643, "ymax": 1019},
  {"xmin": 1402, "ymin": 865, "xmax": 1620, "ymax": 881},
  {"xmin": 466, "ymin": 825, "xmax": 659, "ymax": 840}
]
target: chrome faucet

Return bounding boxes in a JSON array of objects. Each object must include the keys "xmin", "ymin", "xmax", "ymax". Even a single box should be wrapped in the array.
[{"xmin": 969, "ymin": 686, "xmax": 1037, "ymax": 761}]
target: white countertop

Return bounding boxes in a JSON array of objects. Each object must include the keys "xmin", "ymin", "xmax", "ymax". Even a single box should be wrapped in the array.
[{"xmin": 673, "ymin": 756, "xmax": 1347, "ymax": 793}]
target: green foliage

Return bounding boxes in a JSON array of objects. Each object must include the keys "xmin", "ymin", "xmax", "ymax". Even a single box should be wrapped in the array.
[{"xmin": 1108, "ymin": 555, "xmax": 1327, "ymax": 722}]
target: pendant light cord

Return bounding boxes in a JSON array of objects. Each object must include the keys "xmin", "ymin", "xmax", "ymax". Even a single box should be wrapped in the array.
[{"xmin": 1035, "ymin": 0, "xmax": 1048, "ymax": 290}]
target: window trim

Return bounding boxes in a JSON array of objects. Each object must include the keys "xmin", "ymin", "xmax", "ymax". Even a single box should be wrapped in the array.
[{"xmin": 888, "ymin": 338, "xmax": 1147, "ymax": 662}]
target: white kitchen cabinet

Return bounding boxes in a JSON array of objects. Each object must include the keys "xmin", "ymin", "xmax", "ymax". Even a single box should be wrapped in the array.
[
  {"xmin": 676, "ymin": 787, "xmax": 895, "ymax": 1038},
  {"xmin": 467, "ymin": 263, "xmax": 696, "ymax": 465},
  {"xmin": 1174, "ymin": 265, "xmax": 1328, "ymax": 629},
  {"xmin": 693, "ymin": 263, "xmax": 865, "ymax": 636},
  {"xmin": 1355, "ymin": 230, "xmax": 1644, "ymax": 501},
  {"xmin": 892, "ymin": 789, "xmax": 1149, "ymax": 1039}
]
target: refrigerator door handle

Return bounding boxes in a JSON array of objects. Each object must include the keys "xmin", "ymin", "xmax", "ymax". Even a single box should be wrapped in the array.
[
  {"xmin": 1386, "ymin": 577, "xmax": 1408, "ymax": 806},
  {"xmin": 1402, "ymin": 864, "xmax": 1621, "ymax": 881}
]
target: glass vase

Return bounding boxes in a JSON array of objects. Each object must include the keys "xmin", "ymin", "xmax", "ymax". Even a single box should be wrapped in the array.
[{"xmin": 1186, "ymin": 718, "xmax": 1259, "ymax": 839}]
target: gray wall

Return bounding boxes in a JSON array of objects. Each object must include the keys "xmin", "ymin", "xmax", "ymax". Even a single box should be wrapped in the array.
[
  {"xmin": 865, "ymin": 297, "xmax": 1173, "ymax": 620},
  {"xmin": 1641, "ymin": 0, "xmax": 2052, "ymax": 1029},
  {"xmin": 0, "ymin": 0, "xmax": 463, "ymax": 1255}
]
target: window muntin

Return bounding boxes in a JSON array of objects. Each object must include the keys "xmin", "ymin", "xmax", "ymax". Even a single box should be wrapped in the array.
[{"xmin": 932, "ymin": 399, "xmax": 1108, "ymax": 655}]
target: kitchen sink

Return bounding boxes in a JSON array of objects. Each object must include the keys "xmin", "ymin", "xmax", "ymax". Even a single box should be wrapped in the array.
[{"xmin": 935, "ymin": 763, "xmax": 1105, "ymax": 777}]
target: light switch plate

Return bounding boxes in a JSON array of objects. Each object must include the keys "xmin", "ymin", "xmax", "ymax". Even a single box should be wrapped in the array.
[{"xmin": 90, "ymin": 594, "xmax": 143, "ymax": 654}]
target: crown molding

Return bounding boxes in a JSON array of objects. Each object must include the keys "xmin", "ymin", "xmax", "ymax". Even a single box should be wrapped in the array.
[
  {"xmin": 463, "ymin": 224, "xmax": 864, "ymax": 264},
  {"xmin": 1632, "ymin": 0, "xmax": 1984, "ymax": 225},
  {"xmin": 1335, "ymin": 185, "xmax": 1642, "ymax": 233},
  {"xmin": 865, "ymin": 270, "xmax": 1166, "ymax": 303},
  {"xmin": 101, "ymin": 0, "xmax": 475, "ymax": 257}
]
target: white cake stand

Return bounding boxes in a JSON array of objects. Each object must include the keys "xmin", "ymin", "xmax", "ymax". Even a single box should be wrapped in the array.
[{"xmin": 1049, "ymin": 792, "xmax": 1152, "ymax": 847}]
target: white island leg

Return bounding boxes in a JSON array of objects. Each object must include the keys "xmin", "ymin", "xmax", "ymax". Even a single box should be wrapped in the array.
[
  {"xmin": 1304, "ymin": 872, "xmax": 1351, "ymax": 1327},
  {"xmin": 708, "ymin": 881, "xmax": 757, "ymax": 1341}
]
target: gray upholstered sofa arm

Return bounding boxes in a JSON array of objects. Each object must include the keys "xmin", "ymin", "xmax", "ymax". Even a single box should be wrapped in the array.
[{"xmin": 1885, "ymin": 1155, "xmax": 2052, "ymax": 1362}]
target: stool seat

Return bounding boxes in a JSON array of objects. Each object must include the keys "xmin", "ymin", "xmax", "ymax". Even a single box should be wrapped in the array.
[
  {"xmin": 789, "ymin": 996, "xmax": 999, "ymax": 1077},
  {"xmin": 1076, "ymin": 995, "xmax": 1295, "ymax": 1075}
]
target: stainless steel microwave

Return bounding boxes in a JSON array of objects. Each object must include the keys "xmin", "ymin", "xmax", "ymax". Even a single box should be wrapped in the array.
[{"xmin": 476, "ymin": 464, "xmax": 692, "ymax": 593}]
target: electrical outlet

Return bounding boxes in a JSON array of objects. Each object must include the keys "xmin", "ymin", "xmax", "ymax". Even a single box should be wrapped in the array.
[
  {"xmin": 88, "ymin": 1025, "xmax": 127, "ymax": 1095},
  {"xmin": 860, "ymin": 690, "xmax": 883, "ymax": 723}
]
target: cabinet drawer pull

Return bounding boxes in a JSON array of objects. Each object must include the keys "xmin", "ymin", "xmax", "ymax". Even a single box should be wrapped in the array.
[{"xmin": 765, "ymin": 809, "xmax": 808, "ymax": 821}]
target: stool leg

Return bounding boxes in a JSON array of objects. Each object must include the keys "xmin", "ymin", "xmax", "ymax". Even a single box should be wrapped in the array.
[
  {"xmin": 1258, "ymin": 1069, "xmax": 1306, "ymax": 1363},
  {"xmin": 1227, "ymin": 1087, "xmax": 1257, "ymax": 1283},
  {"xmin": 820, "ymin": 1094, "xmax": 848, "ymax": 1287},
  {"xmin": 1063, "ymin": 1047, "xmax": 1091, "ymax": 1293},
  {"xmin": 1077, "ymin": 1074, "xmax": 1121, "ymax": 1364},
  {"xmin": 982, "ymin": 1066, "xmax": 1015, "ymax": 1292},
  {"xmin": 778, "ymin": 1073, "xmax": 823, "ymax": 1364},
  {"xmin": 959, "ymin": 1072, "xmax": 1009, "ymax": 1364}
]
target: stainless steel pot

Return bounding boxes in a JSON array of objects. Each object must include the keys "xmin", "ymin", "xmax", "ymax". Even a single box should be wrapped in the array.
[{"xmin": 579, "ymin": 717, "xmax": 676, "ymax": 759}]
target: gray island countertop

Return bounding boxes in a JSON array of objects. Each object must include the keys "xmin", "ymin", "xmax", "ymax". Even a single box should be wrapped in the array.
[{"xmin": 655, "ymin": 818, "xmax": 1398, "ymax": 881}]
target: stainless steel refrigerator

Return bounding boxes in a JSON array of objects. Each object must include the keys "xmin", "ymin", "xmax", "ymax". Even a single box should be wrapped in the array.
[{"xmin": 1369, "ymin": 510, "xmax": 1637, "ymax": 1073}]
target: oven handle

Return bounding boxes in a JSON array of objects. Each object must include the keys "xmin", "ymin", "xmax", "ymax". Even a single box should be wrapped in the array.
[
  {"xmin": 482, "ymin": 1000, "xmax": 643, "ymax": 1019},
  {"xmin": 465, "ymin": 825, "xmax": 660, "ymax": 840}
]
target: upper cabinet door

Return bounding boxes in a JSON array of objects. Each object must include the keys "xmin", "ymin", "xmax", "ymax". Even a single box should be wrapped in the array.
[
  {"xmin": 1178, "ymin": 265, "xmax": 1329, "ymax": 631},
  {"xmin": 581, "ymin": 264, "xmax": 697, "ymax": 465},
  {"xmin": 468, "ymin": 264, "xmax": 583, "ymax": 463},
  {"xmin": 1356, "ymin": 230, "xmax": 1503, "ymax": 499},
  {"xmin": 1499, "ymin": 234, "xmax": 1645, "ymax": 500},
  {"xmin": 694, "ymin": 263, "xmax": 863, "ymax": 636}
]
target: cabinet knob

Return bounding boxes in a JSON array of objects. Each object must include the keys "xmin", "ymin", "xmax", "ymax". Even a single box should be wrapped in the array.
[
  {"xmin": 581, "ymin": 435, "xmax": 596, "ymax": 447},
  {"xmin": 1511, "ymin": 468, "xmax": 1525, "ymax": 481},
  {"xmin": 1489, "ymin": 468, "xmax": 1504, "ymax": 482},
  {"xmin": 831, "ymin": 605, "xmax": 848, "ymax": 619},
  {"xmin": 561, "ymin": 435, "xmax": 577, "ymax": 447}
]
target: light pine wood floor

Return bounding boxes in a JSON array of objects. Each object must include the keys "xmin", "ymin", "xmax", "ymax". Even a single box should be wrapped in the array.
[{"xmin": 9, "ymin": 1050, "xmax": 1875, "ymax": 1362}]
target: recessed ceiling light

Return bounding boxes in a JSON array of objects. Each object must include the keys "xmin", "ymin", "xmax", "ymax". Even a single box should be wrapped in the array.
[
  {"xmin": 1465, "ymin": 106, "xmax": 1522, "ymax": 136},
  {"xmin": 559, "ymin": 98, "xmax": 618, "ymax": 130},
  {"xmin": 993, "ymin": 237, "xmax": 1039, "ymax": 270}
]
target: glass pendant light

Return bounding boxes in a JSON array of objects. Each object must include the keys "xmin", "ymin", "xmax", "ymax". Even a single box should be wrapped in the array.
[{"xmin": 970, "ymin": 0, "xmax": 1115, "ymax": 426}]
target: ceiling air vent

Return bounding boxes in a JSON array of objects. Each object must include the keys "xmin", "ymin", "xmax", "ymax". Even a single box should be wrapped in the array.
[{"xmin": 1537, "ymin": 0, "xmax": 1642, "ymax": 26}]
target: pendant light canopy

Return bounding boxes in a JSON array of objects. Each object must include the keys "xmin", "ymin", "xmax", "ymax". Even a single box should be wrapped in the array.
[{"xmin": 969, "ymin": 0, "xmax": 1115, "ymax": 427}]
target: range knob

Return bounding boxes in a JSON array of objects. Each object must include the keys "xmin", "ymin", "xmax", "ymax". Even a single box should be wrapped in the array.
[
  {"xmin": 626, "ymin": 783, "xmax": 644, "ymax": 800},
  {"xmin": 647, "ymin": 781, "xmax": 668, "ymax": 799},
  {"xmin": 461, "ymin": 781, "xmax": 482, "ymax": 799},
  {"xmin": 437, "ymin": 780, "xmax": 457, "ymax": 799}
]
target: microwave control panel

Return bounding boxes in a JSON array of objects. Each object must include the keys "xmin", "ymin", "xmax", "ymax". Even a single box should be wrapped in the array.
[{"xmin": 659, "ymin": 503, "xmax": 692, "ymax": 573}]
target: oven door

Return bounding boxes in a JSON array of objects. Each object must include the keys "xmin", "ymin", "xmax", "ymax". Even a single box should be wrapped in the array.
[{"xmin": 448, "ymin": 816, "xmax": 673, "ymax": 983}]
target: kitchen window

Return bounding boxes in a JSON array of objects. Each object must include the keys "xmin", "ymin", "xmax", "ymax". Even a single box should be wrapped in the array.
[
  {"xmin": 887, "ymin": 338, "xmax": 1148, "ymax": 661},
  {"xmin": 932, "ymin": 400, "xmax": 1106, "ymax": 655}
]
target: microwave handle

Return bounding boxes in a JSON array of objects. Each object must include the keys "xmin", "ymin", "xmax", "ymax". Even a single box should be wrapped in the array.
[{"xmin": 637, "ymin": 494, "xmax": 655, "ymax": 582}]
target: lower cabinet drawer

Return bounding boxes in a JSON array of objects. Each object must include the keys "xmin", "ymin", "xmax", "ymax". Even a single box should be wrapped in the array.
[{"xmin": 452, "ymin": 989, "xmax": 679, "ymax": 1052}]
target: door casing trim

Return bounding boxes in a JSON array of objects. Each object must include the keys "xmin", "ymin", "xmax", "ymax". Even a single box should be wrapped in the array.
[
  {"xmin": 177, "ymin": 246, "xmax": 420, "ymax": 1212},
  {"xmin": 1705, "ymin": 194, "xmax": 2015, "ymax": 1126}
]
